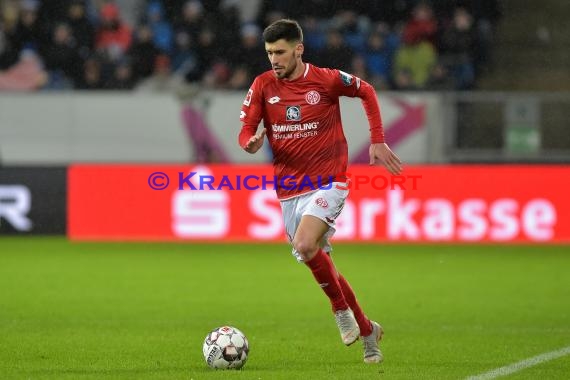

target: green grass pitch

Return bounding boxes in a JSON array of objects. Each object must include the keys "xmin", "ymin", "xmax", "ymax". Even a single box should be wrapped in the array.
[{"xmin": 0, "ymin": 237, "xmax": 569, "ymax": 379}]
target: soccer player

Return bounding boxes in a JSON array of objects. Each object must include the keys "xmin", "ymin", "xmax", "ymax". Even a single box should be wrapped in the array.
[{"xmin": 238, "ymin": 19, "xmax": 402, "ymax": 364}]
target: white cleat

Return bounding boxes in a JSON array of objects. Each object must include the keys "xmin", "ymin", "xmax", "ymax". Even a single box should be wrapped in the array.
[
  {"xmin": 334, "ymin": 309, "xmax": 360, "ymax": 346},
  {"xmin": 362, "ymin": 321, "xmax": 384, "ymax": 364}
]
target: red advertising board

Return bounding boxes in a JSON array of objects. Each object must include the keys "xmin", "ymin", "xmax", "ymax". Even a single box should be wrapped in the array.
[{"xmin": 68, "ymin": 164, "xmax": 570, "ymax": 243}]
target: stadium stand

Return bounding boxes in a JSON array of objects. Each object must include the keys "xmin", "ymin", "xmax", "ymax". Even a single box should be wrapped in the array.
[{"xmin": 0, "ymin": 0, "xmax": 502, "ymax": 91}]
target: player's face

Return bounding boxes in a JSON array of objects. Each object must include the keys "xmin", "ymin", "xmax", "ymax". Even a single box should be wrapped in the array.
[{"xmin": 265, "ymin": 39, "xmax": 303, "ymax": 80}]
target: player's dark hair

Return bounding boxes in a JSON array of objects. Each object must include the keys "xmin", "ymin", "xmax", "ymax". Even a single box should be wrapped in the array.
[{"xmin": 263, "ymin": 19, "xmax": 303, "ymax": 43}]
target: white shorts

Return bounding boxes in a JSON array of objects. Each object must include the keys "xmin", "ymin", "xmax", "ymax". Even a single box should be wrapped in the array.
[{"xmin": 280, "ymin": 182, "xmax": 349, "ymax": 262}]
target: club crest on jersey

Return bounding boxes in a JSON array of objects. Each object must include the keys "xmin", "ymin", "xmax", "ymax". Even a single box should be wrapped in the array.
[
  {"xmin": 305, "ymin": 90, "xmax": 321, "ymax": 105},
  {"xmin": 315, "ymin": 197, "xmax": 329, "ymax": 208},
  {"xmin": 286, "ymin": 106, "xmax": 301, "ymax": 121},
  {"xmin": 339, "ymin": 71, "xmax": 354, "ymax": 86}
]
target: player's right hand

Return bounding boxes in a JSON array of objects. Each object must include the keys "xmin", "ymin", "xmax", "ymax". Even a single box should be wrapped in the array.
[{"xmin": 243, "ymin": 128, "xmax": 266, "ymax": 154}]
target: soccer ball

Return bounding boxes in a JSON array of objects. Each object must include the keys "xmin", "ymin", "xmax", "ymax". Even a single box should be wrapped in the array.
[{"xmin": 202, "ymin": 326, "xmax": 249, "ymax": 369}]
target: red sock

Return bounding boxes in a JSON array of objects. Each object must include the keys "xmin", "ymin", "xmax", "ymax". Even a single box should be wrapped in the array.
[
  {"xmin": 304, "ymin": 249, "xmax": 348, "ymax": 312},
  {"xmin": 338, "ymin": 274, "xmax": 373, "ymax": 336}
]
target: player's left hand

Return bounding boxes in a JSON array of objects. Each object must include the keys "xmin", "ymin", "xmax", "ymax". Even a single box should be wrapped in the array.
[{"xmin": 369, "ymin": 143, "xmax": 402, "ymax": 175}]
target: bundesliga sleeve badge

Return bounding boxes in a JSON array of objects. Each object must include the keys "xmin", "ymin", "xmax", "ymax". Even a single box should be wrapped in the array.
[{"xmin": 339, "ymin": 71, "xmax": 354, "ymax": 86}]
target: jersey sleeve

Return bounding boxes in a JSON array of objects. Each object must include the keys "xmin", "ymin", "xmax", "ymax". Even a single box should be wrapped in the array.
[
  {"xmin": 328, "ymin": 69, "xmax": 385, "ymax": 144},
  {"xmin": 238, "ymin": 76, "xmax": 264, "ymax": 148}
]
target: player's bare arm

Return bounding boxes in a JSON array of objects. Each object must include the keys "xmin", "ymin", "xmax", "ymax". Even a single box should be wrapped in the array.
[
  {"xmin": 369, "ymin": 143, "xmax": 403, "ymax": 175},
  {"xmin": 243, "ymin": 128, "xmax": 266, "ymax": 154}
]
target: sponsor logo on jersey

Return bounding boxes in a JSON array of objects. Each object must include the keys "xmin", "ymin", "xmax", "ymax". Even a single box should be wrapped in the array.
[
  {"xmin": 305, "ymin": 90, "xmax": 320, "ymax": 105},
  {"xmin": 240, "ymin": 110, "xmax": 246, "ymax": 119},
  {"xmin": 243, "ymin": 88, "xmax": 253, "ymax": 106},
  {"xmin": 339, "ymin": 70, "xmax": 354, "ymax": 86},
  {"xmin": 315, "ymin": 197, "xmax": 329, "ymax": 208},
  {"xmin": 271, "ymin": 122, "xmax": 318, "ymax": 132},
  {"xmin": 267, "ymin": 96, "xmax": 280, "ymax": 104},
  {"xmin": 286, "ymin": 106, "xmax": 301, "ymax": 121}
]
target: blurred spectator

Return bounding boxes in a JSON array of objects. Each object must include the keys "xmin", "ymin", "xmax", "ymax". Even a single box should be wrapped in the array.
[
  {"xmin": 213, "ymin": 2, "xmax": 241, "ymax": 64},
  {"xmin": 75, "ymin": 55, "xmax": 104, "ymax": 89},
  {"xmin": 65, "ymin": 0, "xmax": 95, "ymax": 60},
  {"xmin": 0, "ymin": 23, "xmax": 18, "ymax": 70},
  {"xmin": 191, "ymin": 28, "xmax": 220, "ymax": 83},
  {"xmin": 367, "ymin": 0, "xmax": 412, "ymax": 26},
  {"xmin": 470, "ymin": 0, "xmax": 502, "ymax": 73},
  {"xmin": 257, "ymin": 0, "xmax": 296, "ymax": 27},
  {"xmin": 175, "ymin": 0, "xmax": 207, "ymax": 43},
  {"xmin": 145, "ymin": 1, "xmax": 173, "ymax": 53},
  {"xmin": 293, "ymin": 0, "xmax": 334, "ymax": 20},
  {"xmin": 106, "ymin": 58, "xmax": 136, "ymax": 89},
  {"xmin": 171, "ymin": 30, "xmax": 199, "ymax": 78},
  {"xmin": 228, "ymin": 24, "xmax": 267, "ymax": 80},
  {"xmin": 426, "ymin": 62, "xmax": 455, "ymax": 90},
  {"xmin": 433, "ymin": 0, "xmax": 501, "ymax": 74},
  {"xmin": 95, "ymin": 2, "xmax": 132, "ymax": 60},
  {"xmin": 440, "ymin": 7, "xmax": 477, "ymax": 89},
  {"xmin": 227, "ymin": 64, "xmax": 249, "ymax": 90},
  {"xmin": 300, "ymin": 16, "xmax": 325, "ymax": 51},
  {"xmin": 317, "ymin": 28, "xmax": 353, "ymax": 73},
  {"xmin": 393, "ymin": 67, "xmax": 417, "ymax": 91},
  {"xmin": 128, "ymin": 24, "xmax": 160, "ymax": 81},
  {"xmin": 333, "ymin": 9, "xmax": 368, "ymax": 54},
  {"xmin": 10, "ymin": 0, "xmax": 46, "ymax": 53},
  {"xmin": 393, "ymin": 30, "xmax": 436, "ymax": 89},
  {"xmin": 43, "ymin": 22, "xmax": 81, "ymax": 88},
  {"xmin": 136, "ymin": 54, "xmax": 183, "ymax": 92},
  {"xmin": 202, "ymin": 60, "xmax": 231, "ymax": 88},
  {"xmin": 37, "ymin": 0, "xmax": 95, "ymax": 24},
  {"xmin": 402, "ymin": 2, "xmax": 438, "ymax": 47},
  {"xmin": 350, "ymin": 54, "xmax": 369, "ymax": 82},
  {"xmin": 1, "ymin": 1, "xmax": 20, "ymax": 69},
  {"xmin": 365, "ymin": 32, "xmax": 392, "ymax": 84},
  {"xmin": 0, "ymin": 48, "xmax": 47, "ymax": 90},
  {"xmin": 114, "ymin": 0, "xmax": 144, "ymax": 27},
  {"xmin": 221, "ymin": 0, "xmax": 261, "ymax": 25}
]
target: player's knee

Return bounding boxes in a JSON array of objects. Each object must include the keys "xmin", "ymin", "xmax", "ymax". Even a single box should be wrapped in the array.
[{"xmin": 292, "ymin": 238, "xmax": 319, "ymax": 261}]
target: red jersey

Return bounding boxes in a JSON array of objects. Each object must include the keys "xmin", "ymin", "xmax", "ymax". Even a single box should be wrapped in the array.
[{"xmin": 239, "ymin": 63, "xmax": 385, "ymax": 200}]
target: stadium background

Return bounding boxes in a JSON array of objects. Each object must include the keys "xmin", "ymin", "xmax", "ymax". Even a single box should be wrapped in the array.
[{"xmin": 1, "ymin": 1, "xmax": 569, "ymax": 379}]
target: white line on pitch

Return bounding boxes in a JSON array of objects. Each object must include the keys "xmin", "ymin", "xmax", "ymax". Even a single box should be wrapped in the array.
[{"xmin": 465, "ymin": 345, "xmax": 570, "ymax": 380}]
